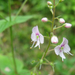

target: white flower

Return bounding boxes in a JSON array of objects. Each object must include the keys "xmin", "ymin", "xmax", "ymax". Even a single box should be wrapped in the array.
[
  {"xmin": 54, "ymin": 37, "xmax": 73, "ymax": 61},
  {"xmin": 59, "ymin": 18, "xmax": 65, "ymax": 23},
  {"xmin": 41, "ymin": 17, "xmax": 48, "ymax": 22},
  {"xmin": 51, "ymin": 36, "xmax": 58, "ymax": 44},
  {"xmin": 31, "ymin": 26, "xmax": 44, "ymax": 49},
  {"xmin": 65, "ymin": 23, "xmax": 72, "ymax": 28}
]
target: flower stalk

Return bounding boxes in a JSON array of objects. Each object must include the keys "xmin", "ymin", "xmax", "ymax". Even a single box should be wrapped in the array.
[
  {"xmin": 8, "ymin": 0, "xmax": 18, "ymax": 74},
  {"xmin": 42, "ymin": 0, "xmax": 56, "ymax": 59}
]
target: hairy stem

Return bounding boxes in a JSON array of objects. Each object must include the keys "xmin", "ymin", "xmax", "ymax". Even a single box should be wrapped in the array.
[{"xmin": 8, "ymin": 0, "xmax": 18, "ymax": 74}]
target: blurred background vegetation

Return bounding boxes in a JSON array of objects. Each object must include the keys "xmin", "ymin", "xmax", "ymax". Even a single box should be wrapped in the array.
[{"xmin": 0, "ymin": 0, "xmax": 75, "ymax": 75}]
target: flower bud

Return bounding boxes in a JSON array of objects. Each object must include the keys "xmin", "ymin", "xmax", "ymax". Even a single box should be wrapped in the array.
[
  {"xmin": 40, "ymin": 59, "xmax": 43, "ymax": 64},
  {"xmin": 47, "ymin": 1, "xmax": 52, "ymax": 6},
  {"xmin": 41, "ymin": 17, "xmax": 48, "ymax": 22},
  {"xmin": 65, "ymin": 23, "xmax": 72, "ymax": 28},
  {"xmin": 51, "ymin": 36, "xmax": 58, "ymax": 44},
  {"xmin": 59, "ymin": 18, "xmax": 65, "ymax": 23}
]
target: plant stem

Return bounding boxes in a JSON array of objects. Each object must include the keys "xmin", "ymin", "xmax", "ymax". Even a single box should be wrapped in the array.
[
  {"xmin": 53, "ymin": 25, "xmax": 65, "ymax": 30},
  {"xmin": 51, "ymin": 0, "xmax": 55, "ymax": 32},
  {"xmin": 42, "ymin": 0, "xmax": 55, "ymax": 59},
  {"xmin": 14, "ymin": 0, "xmax": 28, "ymax": 20},
  {"xmin": 8, "ymin": 0, "xmax": 18, "ymax": 74}
]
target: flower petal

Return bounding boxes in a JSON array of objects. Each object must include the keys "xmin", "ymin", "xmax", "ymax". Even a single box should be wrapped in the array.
[
  {"xmin": 39, "ymin": 34, "xmax": 44, "ymax": 44},
  {"xmin": 34, "ymin": 40, "xmax": 40, "ymax": 48},
  {"xmin": 54, "ymin": 45, "xmax": 61, "ymax": 55},
  {"xmin": 63, "ymin": 44, "xmax": 70, "ymax": 53},
  {"xmin": 31, "ymin": 32, "xmax": 36, "ymax": 41},
  {"xmin": 61, "ymin": 37, "xmax": 68, "ymax": 46},
  {"xmin": 32, "ymin": 26, "xmax": 39, "ymax": 33},
  {"xmin": 67, "ymin": 52, "xmax": 73, "ymax": 56},
  {"xmin": 59, "ymin": 52, "xmax": 66, "ymax": 61}
]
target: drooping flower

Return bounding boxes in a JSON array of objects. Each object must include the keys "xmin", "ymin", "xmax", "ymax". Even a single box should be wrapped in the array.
[
  {"xmin": 31, "ymin": 26, "xmax": 44, "ymax": 49},
  {"xmin": 51, "ymin": 36, "xmax": 58, "ymax": 44},
  {"xmin": 65, "ymin": 23, "xmax": 72, "ymax": 28},
  {"xmin": 59, "ymin": 18, "xmax": 65, "ymax": 23},
  {"xmin": 41, "ymin": 17, "xmax": 48, "ymax": 22},
  {"xmin": 54, "ymin": 37, "xmax": 72, "ymax": 61}
]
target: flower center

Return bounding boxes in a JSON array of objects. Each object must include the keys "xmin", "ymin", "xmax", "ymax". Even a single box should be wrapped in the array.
[
  {"xmin": 61, "ymin": 47, "xmax": 63, "ymax": 50},
  {"xmin": 36, "ymin": 35, "xmax": 39, "ymax": 39}
]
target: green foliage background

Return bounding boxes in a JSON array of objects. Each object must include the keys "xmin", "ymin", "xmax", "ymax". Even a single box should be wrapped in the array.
[{"xmin": 0, "ymin": 0, "xmax": 75, "ymax": 75}]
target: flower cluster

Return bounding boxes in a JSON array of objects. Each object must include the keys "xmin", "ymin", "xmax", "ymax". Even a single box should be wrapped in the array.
[{"xmin": 30, "ymin": 1, "xmax": 72, "ymax": 62}]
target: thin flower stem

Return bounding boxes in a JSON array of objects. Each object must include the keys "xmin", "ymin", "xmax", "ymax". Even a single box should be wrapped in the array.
[
  {"xmin": 54, "ymin": 17, "xmax": 59, "ymax": 20},
  {"xmin": 44, "ymin": 58, "xmax": 50, "ymax": 63},
  {"xmin": 44, "ymin": 36, "xmax": 49, "ymax": 38},
  {"xmin": 14, "ymin": 0, "xmax": 28, "ymax": 20},
  {"xmin": 48, "ymin": 20, "xmax": 52, "ymax": 23},
  {"xmin": 8, "ymin": 0, "xmax": 18, "ymax": 74},
  {"xmin": 53, "ymin": 25, "xmax": 65, "ymax": 30},
  {"xmin": 55, "ymin": 2, "xmax": 59, "ymax": 7},
  {"xmin": 50, "ymin": 44, "xmax": 57, "ymax": 47},
  {"xmin": 51, "ymin": 0, "xmax": 55, "ymax": 32},
  {"xmin": 42, "ymin": 37, "xmax": 51, "ymax": 59},
  {"xmin": 48, "ymin": 49, "xmax": 54, "ymax": 52}
]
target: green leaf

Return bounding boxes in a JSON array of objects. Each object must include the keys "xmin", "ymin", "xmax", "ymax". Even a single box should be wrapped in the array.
[
  {"xmin": 0, "ymin": 54, "xmax": 30, "ymax": 75},
  {"xmin": 0, "ymin": 15, "xmax": 33, "ymax": 33}
]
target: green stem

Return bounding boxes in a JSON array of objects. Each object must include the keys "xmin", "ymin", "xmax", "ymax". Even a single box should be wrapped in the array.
[
  {"xmin": 53, "ymin": 25, "xmax": 65, "ymax": 30},
  {"xmin": 48, "ymin": 20, "xmax": 52, "ymax": 23},
  {"xmin": 51, "ymin": 0, "xmax": 55, "ymax": 32},
  {"xmin": 8, "ymin": 0, "xmax": 18, "ymax": 74},
  {"xmin": 14, "ymin": 0, "xmax": 28, "ymax": 20},
  {"xmin": 42, "ymin": 37, "xmax": 51, "ymax": 59},
  {"xmin": 10, "ymin": 27, "xmax": 18, "ymax": 74},
  {"xmin": 44, "ymin": 36, "xmax": 49, "ymax": 38},
  {"xmin": 42, "ymin": 0, "xmax": 55, "ymax": 59}
]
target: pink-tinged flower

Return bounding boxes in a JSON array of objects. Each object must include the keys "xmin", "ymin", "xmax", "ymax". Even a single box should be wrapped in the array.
[
  {"xmin": 65, "ymin": 23, "xmax": 72, "ymax": 28},
  {"xmin": 54, "ymin": 37, "xmax": 73, "ymax": 61},
  {"xmin": 41, "ymin": 17, "xmax": 48, "ymax": 22},
  {"xmin": 31, "ymin": 26, "xmax": 44, "ymax": 49},
  {"xmin": 47, "ymin": 1, "xmax": 52, "ymax": 6},
  {"xmin": 59, "ymin": 18, "xmax": 65, "ymax": 23},
  {"xmin": 51, "ymin": 36, "xmax": 58, "ymax": 44}
]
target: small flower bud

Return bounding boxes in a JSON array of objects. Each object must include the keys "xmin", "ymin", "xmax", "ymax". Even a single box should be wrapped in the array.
[
  {"xmin": 47, "ymin": 1, "xmax": 52, "ymax": 6},
  {"xmin": 65, "ymin": 23, "xmax": 72, "ymax": 28},
  {"xmin": 40, "ymin": 59, "xmax": 43, "ymax": 64},
  {"xmin": 41, "ymin": 17, "xmax": 48, "ymax": 22},
  {"xmin": 59, "ymin": 18, "xmax": 65, "ymax": 23},
  {"xmin": 51, "ymin": 36, "xmax": 58, "ymax": 44}
]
